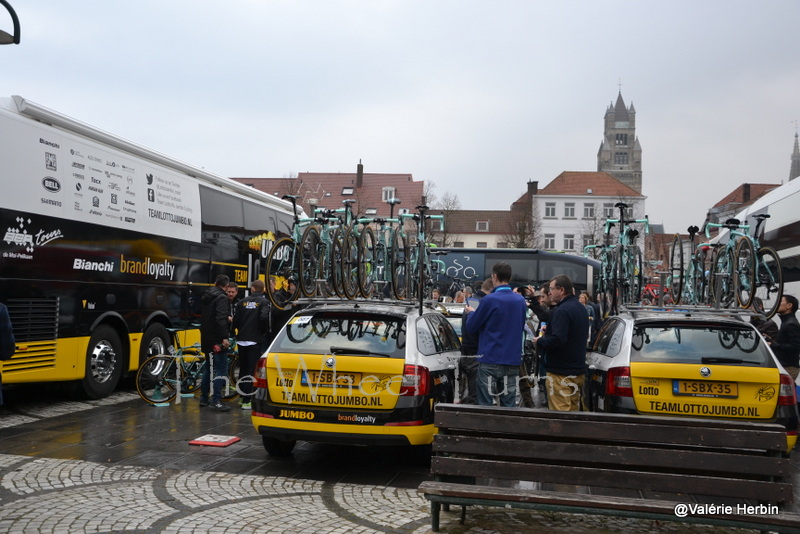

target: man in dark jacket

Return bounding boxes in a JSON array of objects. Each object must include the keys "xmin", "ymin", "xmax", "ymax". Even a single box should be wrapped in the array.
[
  {"xmin": 770, "ymin": 295, "xmax": 800, "ymax": 381},
  {"xmin": 535, "ymin": 274, "xmax": 589, "ymax": 411},
  {"xmin": 232, "ymin": 279, "xmax": 271, "ymax": 410},
  {"xmin": 200, "ymin": 274, "xmax": 232, "ymax": 411}
]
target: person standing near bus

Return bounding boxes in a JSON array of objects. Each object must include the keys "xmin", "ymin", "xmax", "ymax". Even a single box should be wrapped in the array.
[
  {"xmin": 0, "ymin": 301, "xmax": 16, "ymax": 406},
  {"xmin": 200, "ymin": 275, "xmax": 232, "ymax": 412},
  {"xmin": 464, "ymin": 263, "xmax": 527, "ymax": 407},
  {"xmin": 535, "ymin": 275, "xmax": 589, "ymax": 411},
  {"xmin": 232, "ymin": 280, "xmax": 271, "ymax": 410},
  {"xmin": 769, "ymin": 295, "xmax": 800, "ymax": 381}
]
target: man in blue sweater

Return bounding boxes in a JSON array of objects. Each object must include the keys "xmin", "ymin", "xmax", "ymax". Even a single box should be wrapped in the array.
[
  {"xmin": 535, "ymin": 274, "xmax": 589, "ymax": 411},
  {"xmin": 465, "ymin": 262, "xmax": 527, "ymax": 407}
]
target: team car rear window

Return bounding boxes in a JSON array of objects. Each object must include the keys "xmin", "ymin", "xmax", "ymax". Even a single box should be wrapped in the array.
[
  {"xmin": 271, "ymin": 312, "xmax": 407, "ymax": 358},
  {"xmin": 629, "ymin": 322, "xmax": 774, "ymax": 366}
]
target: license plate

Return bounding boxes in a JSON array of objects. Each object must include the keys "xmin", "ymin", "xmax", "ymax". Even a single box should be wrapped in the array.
[
  {"xmin": 673, "ymin": 380, "xmax": 738, "ymax": 398},
  {"xmin": 302, "ymin": 371, "xmax": 361, "ymax": 387}
]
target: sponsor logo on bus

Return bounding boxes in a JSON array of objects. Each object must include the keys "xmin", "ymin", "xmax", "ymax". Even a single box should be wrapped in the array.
[
  {"xmin": 3, "ymin": 220, "xmax": 63, "ymax": 255},
  {"xmin": 39, "ymin": 138, "xmax": 59, "ymax": 149},
  {"xmin": 73, "ymin": 258, "xmax": 114, "ymax": 272},
  {"xmin": 119, "ymin": 255, "xmax": 175, "ymax": 280},
  {"xmin": 42, "ymin": 177, "xmax": 61, "ymax": 193}
]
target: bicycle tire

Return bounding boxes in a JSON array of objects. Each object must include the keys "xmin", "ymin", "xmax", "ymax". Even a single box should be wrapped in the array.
[
  {"xmin": 266, "ymin": 237, "xmax": 300, "ymax": 310},
  {"xmin": 688, "ymin": 249, "xmax": 707, "ymax": 305},
  {"xmin": 299, "ymin": 225, "xmax": 321, "ymax": 298},
  {"xmin": 358, "ymin": 226, "xmax": 377, "ymax": 298},
  {"xmin": 709, "ymin": 247, "xmax": 735, "ymax": 308},
  {"xmin": 136, "ymin": 355, "xmax": 178, "ymax": 405},
  {"xmin": 669, "ymin": 234, "xmax": 684, "ymax": 304},
  {"xmin": 220, "ymin": 352, "xmax": 240, "ymax": 401},
  {"xmin": 342, "ymin": 226, "xmax": 360, "ymax": 299},
  {"xmin": 391, "ymin": 231, "xmax": 408, "ymax": 300},
  {"xmin": 630, "ymin": 245, "xmax": 643, "ymax": 305},
  {"xmin": 331, "ymin": 230, "xmax": 346, "ymax": 298},
  {"xmin": 752, "ymin": 247, "xmax": 783, "ymax": 319},
  {"xmin": 733, "ymin": 237, "xmax": 756, "ymax": 309}
]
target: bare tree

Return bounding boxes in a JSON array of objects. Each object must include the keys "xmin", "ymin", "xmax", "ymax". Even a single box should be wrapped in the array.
[
  {"xmin": 501, "ymin": 194, "xmax": 540, "ymax": 248},
  {"xmin": 430, "ymin": 191, "xmax": 462, "ymax": 247}
]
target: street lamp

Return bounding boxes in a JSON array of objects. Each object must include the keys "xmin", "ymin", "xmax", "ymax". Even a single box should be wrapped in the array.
[{"xmin": 0, "ymin": 0, "xmax": 20, "ymax": 44}]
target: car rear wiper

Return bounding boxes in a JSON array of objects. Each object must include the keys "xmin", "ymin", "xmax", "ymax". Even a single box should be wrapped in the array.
[
  {"xmin": 329, "ymin": 346, "xmax": 392, "ymax": 357},
  {"xmin": 701, "ymin": 357, "xmax": 759, "ymax": 364}
]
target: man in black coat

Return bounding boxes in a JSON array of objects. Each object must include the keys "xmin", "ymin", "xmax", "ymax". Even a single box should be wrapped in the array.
[
  {"xmin": 770, "ymin": 295, "xmax": 800, "ymax": 382},
  {"xmin": 232, "ymin": 279, "xmax": 271, "ymax": 409},
  {"xmin": 200, "ymin": 275, "xmax": 233, "ymax": 411}
]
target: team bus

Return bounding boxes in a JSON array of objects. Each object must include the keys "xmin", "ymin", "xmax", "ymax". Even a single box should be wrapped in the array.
[
  {"xmin": 0, "ymin": 96, "xmax": 295, "ymax": 398},
  {"xmin": 430, "ymin": 247, "xmax": 600, "ymax": 295},
  {"xmin": 724, "ymin": 177, "xmax": 800, "ymax": 299}
]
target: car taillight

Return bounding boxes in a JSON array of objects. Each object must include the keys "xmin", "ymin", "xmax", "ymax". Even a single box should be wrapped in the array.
[
  {"xmin": 778, "ymin": 373, "xmax": 797, "ymax": 406},
  {"xmin": 254, "ymin": 357, "xmax": 267, "ymax": 389},
  {"xmin": 399, "ymin": 365, "xmax": 429, "ymax": 396},
  {"xmin": 606, "ymin": 366, "xmax": 633, "ymax": 397}
]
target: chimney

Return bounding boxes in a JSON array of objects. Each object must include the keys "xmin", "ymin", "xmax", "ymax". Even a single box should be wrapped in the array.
[
  {"xmin": 356, "ymin": 160, "xmax": 363, "ymax": 189},
  {"xmin": 743, "ymin": 183, "xmax": 750, "ymax": 203},
  {"xmin": 527, "ymin": 180, "xmax": 538, "ymax": 195}
]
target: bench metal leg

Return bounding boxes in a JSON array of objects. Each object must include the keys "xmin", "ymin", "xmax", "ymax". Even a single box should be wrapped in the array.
[
  {"xmin": 460, "ymin": 505, "xmax": 466, "ymax": 524},
  {"xmin": 431, "ymin": 501, "xmax": 440, "ymax": 532}
]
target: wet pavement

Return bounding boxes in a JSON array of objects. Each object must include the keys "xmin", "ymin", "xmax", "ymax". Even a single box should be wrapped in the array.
[{"xmin": 0, "ymin": 384, "xmax": 797, "ymax": 533}]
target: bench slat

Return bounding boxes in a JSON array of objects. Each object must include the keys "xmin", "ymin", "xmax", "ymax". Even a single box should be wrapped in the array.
[
  {"xmin": 435, "ymin": 410, "xmax": 788, "ymax": 451},
  {"xmin": 433, "ymin": 435, "xmax": 791, "ymax": 478},
  {"xmin": 431, "ymin": 456, "xmax": 793, "ymax": 504}
]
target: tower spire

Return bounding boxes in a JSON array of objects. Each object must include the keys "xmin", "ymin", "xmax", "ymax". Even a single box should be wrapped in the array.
[{"xmin": 790, "ymin": 122, "xmax": 800, "ymax": 182}]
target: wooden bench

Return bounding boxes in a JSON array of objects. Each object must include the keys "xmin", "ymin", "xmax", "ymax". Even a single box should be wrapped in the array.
[{"xmin": 418, "ymin": 403, "xmax": 800, "ymax": 532}]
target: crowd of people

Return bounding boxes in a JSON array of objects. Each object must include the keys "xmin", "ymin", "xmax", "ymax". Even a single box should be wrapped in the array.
[{"xmin": 457, "ymin": 261, "xmax": 800, "ymax": 412}]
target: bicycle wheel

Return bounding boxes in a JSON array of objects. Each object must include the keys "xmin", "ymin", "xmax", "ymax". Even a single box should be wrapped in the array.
[
  {"xmin": 178, "ymin": 349, "xmax": 204, "ymax": 393},
  {"xmin": 709, "ymin": 247, "xmax": 735, "ymax": 308},
  {"xmin": 688, "ymin": 249, "xmax": 707, "ymax": 305},
  {"xmin": 358, "ymin": 226, "xmax": 377, "ymax": 298},
  {"xmin": 331, "ymin": 230, "xmax": 346, "ymax": 297},
  {"xmin": 669, "ymin": 234, "xmax": 684, "ymax": 304},
  {"xmin": 733, "ymin": 238, "xmax": 756, "ymax": 309},
  {"xmin": 391, "ymin": 232, "xmax": 408, "ymax": 300},
  {"xmin": 266, "ymin": 237, "xmax": 300, "ymax": 310},
  {"xmin": 136, "ymin": 355, "xmax": 178, "ymax": 405},
  {"xmin": 299, "ymin": 226, "xmax": 321, "ymax": 298},
  {"xmin": 406, "ymin": 242, "xmax": 421, "ymax": 300},
  {"xmin": 220, "ymin": 352, "xmax": 240, "ymax": 401},
  {"xmin": 630, "ymin": 245, "xmax": 643, "ymax": 305},
  {"xmin": 342, "ymin": 226, "xmax": 360, "ymax": 299},
  {"xmin": 752, "ymin": 247, "xmax": 783, "ymax": 319}
]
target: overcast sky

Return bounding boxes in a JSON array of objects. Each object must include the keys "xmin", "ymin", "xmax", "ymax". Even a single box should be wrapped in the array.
[{"xmin": 2, "ymin": 1, "xmax": 799, "ymax": 234}]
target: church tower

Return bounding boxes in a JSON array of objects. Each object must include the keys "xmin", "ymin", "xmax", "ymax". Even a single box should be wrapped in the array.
[
  {"xmin": 789, "ymin": 131, "xmax": 800, "ymax": 182},
  {"xmin": 597, "ymin": 92, "xmax": 642, "ymax": 193}
]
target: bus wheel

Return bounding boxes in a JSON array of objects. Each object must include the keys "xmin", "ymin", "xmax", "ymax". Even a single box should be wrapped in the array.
[
  {"xmin": 140, "ymin": 324, "xmax": 170, "ymax": 362},
  {"xmin": 81, "ymin": 325, "xmax": 123, "ymax": 399}
]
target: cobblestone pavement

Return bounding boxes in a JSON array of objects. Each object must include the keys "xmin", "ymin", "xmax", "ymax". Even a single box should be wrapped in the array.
[{"xmin": 0, "ymin": 388, "xmax": 793, "ymax": 533}]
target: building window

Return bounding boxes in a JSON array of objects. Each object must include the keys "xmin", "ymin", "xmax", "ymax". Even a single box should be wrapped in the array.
[
  {"xmin": 625, "ymin": 206, "xmax": 634, "ymax": 219},
  {"xmin": 430, "ymin": 219, "xmax": 444, "ymax": 231},
  {"xmin": 454, "ymin": 241, "xmax": 464, "ymax": 248},
  {"xmin": 476, "ymin": 242, "xmax": 488, "ymax": 248},
  {"xmin": 583, "ymin": 234, "xmax": 595, "ymax": 248},
  {"xmin": 497, "ymin": 242, "xmax": 508, "ymax": 248},
  {"xmin": 545, "ymin": 202, "xmax": 556, "ymax": 218},
  {"xmin": 564, "ymin": 203, "xmax": 575, "ymax": 218},
  {"xmin": 544, "ymin": 234, "xmax": 555, "ymax": 250},
  {"xmin": 365, "ymin": 208, "xmax": 377, "ymax": 215},
  {"xmin": 476, "ymin": 221, "xmax": 489, "ymax": 232},
  {"xmin": 603, "ymin": 203, "xmax": 614, "ymax": 218},
  {"xmin": 342, "ymin": 187, "xmax": 355, "ymax": 195},
  {"xmin": 615, "ymin": 133, "xmax": 628, "ymax": 146},
  {"xmin": 583, "ymin": 203, "xmax": 595, "ymax": 218},
  {"xmin": 564, "ymin": 234, "xmax": 575, "ymax": 251},
  {"xmin": 382, "ymin": 186, "xmax": 396, "ymax": 202},
  {"xmin": 614, "ymin": 152, "xmax": 629, "ymax": 165}
]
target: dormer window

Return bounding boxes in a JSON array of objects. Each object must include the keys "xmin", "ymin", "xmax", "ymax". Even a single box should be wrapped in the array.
[
  {"xmin": 342, "ymin": 187, "xmax": 354, "ymax": 195},
  {"xmin": 382, "ymin": 187, "xmax": 396, "ymax": 202},
  {"xmin": 476, "ymin": 221, "xmax": 489, "ymax": 232},
  {"xmin": 365, "ymin": 208, "xmax": 377, "ymax": 215}
]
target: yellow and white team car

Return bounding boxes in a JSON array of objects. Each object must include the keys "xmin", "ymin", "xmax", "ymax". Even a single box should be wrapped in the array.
[
  {"xmin": 585, "ymin": 310, "xmax": 799, "ymax": 452},
  {"xmin": 251, "ymin": 301, "xmax": 461, "ymax": 456}
]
